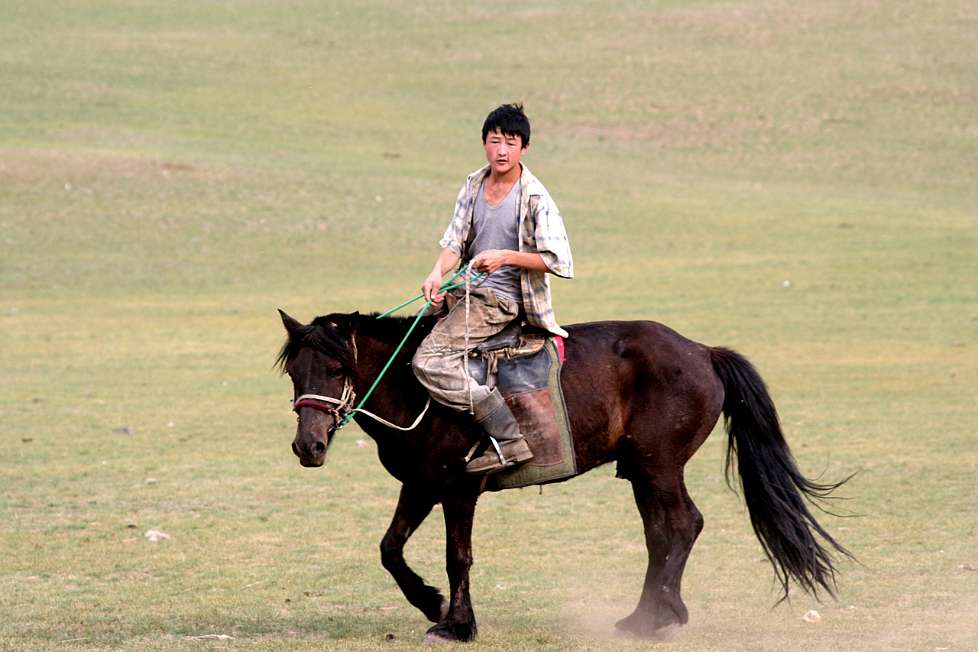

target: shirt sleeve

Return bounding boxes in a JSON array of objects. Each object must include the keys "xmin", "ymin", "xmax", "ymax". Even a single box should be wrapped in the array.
[
  {"xmin": 438, "ymin": 182, "xmax": 469, "ymax": 255},
  {"xmin": 533, "ymin": 193, "xmax": 574, "ymax": 279}
]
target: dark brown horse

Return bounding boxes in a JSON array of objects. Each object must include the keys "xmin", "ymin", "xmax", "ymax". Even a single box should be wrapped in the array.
[{"xmin": 277, "ymin": 309, "xmax": 849, "ymax": 643}]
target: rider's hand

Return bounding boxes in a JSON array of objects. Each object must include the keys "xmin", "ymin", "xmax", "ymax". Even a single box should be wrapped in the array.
[
  {"xmin": 422, "ymin": 272, "xmax": 445, "ymax": 305},
  {"xmin": 471, "ymin": 249, "xmax": 512, "ymax": 274}
]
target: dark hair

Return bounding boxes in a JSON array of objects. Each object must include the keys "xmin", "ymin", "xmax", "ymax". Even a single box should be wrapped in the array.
[{"xmin": 482, "ymin": 103, "xmax": 530, "ymax": 147}]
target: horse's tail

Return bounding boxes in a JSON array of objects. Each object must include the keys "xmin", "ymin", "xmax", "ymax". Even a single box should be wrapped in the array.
[{"xmin": 709, "ymin": 346, "xmax": 851, "ymax": 601}]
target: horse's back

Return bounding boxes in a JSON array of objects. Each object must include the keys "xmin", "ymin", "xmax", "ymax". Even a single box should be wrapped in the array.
[
  {"xmin": 562, "ymin": 319, "xmax": 717, "ymax": 386},
  {"xmin": 558, "ymin": 320, "xmax": 724, "ymax": 473}
]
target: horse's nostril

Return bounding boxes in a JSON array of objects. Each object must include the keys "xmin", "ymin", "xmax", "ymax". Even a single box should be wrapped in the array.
[
  {"xmin": 292, "ymin": 441, "xmax": 300, "ymax": 457},
  {"xmin": 312, "ymin": 440, "xmax": 326, "ymax": 456}
]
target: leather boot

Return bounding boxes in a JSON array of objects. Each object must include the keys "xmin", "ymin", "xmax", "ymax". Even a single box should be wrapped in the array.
[{"xmin": 464, "ymin": 390, "xmax": 534, "ymax": 475}]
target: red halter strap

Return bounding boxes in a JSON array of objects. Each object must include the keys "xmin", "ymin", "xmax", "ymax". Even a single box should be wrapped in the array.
[
  {"xmin": 293, "ymin": 396, "xmax": 342, "ymax": 414},
  {"xmin": 292, "ymin": 379, "xmax": 355, "ymax": 419}
]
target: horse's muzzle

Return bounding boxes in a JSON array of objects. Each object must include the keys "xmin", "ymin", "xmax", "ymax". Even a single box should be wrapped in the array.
[
  {"xmin": 292, "ymin": 406, "xmax": 337, "ymax": 467},
  {"xmin": 298, "ymin": 455, "xmax": 325, "ymax": 468},
  {"xmin": 292, "ymin": 429, "xmax": 329, "ymax": 467}
]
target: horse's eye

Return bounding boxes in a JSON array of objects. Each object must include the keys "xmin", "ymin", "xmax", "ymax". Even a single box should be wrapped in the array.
[{"xmin": 328, "ymin": 366, "xmax": 344, "ymax": 378}]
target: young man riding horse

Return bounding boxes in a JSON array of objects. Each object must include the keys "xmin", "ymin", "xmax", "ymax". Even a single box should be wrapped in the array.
[
  {"xmin": 279, "ymin": 104, "xmax": 851, "ymax": 645},
  {"xmin": 412, "ymin": 103, "xmax": 573, "ymax": 475}
]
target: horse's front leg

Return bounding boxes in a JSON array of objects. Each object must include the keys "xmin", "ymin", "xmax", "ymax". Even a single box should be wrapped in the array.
[
  {"xmin": 380, "ymin": 484, "xmax": 446, "ymax": 623},
  {"xmin": 425, "ymin": 493, "xmax": 478, "ymax": 643}
]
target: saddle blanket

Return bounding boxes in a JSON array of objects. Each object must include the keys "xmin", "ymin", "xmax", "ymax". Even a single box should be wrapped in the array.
[{"xmin": 468, "ymin": 337, "xmax": 577, "ymax": 490}]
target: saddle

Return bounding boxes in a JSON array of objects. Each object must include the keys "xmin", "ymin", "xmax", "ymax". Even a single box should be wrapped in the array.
[
  {"xmin": 466, "ymin": 321, "xmax": 577, "ymax": 490},
  {"xmin": 467, "ymin": 320, "xmax": 550, "ymax": 384}
]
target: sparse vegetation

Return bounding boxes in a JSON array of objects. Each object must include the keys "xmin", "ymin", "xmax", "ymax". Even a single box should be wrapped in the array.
[{"xmin": 1, "ymin": 1, "xmax": 975, "ymax": 650}]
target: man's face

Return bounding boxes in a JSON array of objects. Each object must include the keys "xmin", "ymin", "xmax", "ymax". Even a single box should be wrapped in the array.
[{"xmin": 483, "ymin": 129, "xmax": 527, "ymax": 177}]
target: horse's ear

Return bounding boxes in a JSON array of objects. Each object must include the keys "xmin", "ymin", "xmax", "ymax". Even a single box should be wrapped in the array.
[
  {"xmin": 278, "ymin": 309, "xmax": 303, "ymax": 335},
  {"xmin": 338, "ymin": 312, "xmax": 359, "ymax": 337}
]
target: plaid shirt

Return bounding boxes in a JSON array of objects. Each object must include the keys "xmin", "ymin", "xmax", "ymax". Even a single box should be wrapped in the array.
[{"xmin": 439, "ymin": 163, "xmax": 574, "ymax": 337}]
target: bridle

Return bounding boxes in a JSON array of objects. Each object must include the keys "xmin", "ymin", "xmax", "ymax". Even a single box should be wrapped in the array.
[
  {"xmin": 292, "ymin": 377, "xmax": 357, "ymax": 433},
  {"xmin": 292, "ymin": 373, "xmax": 430, "ymax": 433}
]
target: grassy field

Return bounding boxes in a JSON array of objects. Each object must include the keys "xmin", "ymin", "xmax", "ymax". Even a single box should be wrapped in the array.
[{"xmin": 2, "ymin": 1, "xmax": 976, "ymax": 650}]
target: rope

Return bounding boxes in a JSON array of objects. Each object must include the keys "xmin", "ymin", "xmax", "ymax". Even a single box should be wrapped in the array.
[
  {"xmin": 351, "ymin": 398, "xmax": 431, "ymax": 431},
  {"xmin": 375, "ymin": 265, "xmax": 485, "ymax": 319},
  {"xmin": 336, "ymin": 264, "xmax": 485, "ymax": 430},
  {"xmin": 464, "ymin": 267, "xmax": 473, "ymax": 414},
  {"xmin": 295, "ymin": 391, "xmax": 431, "ymax": 432}
]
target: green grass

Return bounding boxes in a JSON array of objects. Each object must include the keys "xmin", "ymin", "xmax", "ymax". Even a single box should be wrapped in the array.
[{"xmin": 1, "ymin": 1, "xmax": 976, "ymax": 650}]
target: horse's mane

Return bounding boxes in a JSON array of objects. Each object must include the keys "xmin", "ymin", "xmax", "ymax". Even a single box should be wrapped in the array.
[{"xmin": 276, "ymin": 311, "xmax": 437, "ymax": 372}]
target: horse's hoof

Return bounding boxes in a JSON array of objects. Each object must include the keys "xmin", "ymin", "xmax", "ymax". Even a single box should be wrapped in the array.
[
  {"xmin": 614, "ymin": 612, "xmax": 642, "ymax": 635},
  {"xmin": 423, "ymin": 631, "xmax": 455, "ymax": 645},
  {"xmin": 424, "ymin": 623, "xmax": 458, "ymax": 645},
  {"xmin": 615, "ymin": 613, "xmax": 684, "ymax": 641},
  {"xmin": 423, "ymin": 622, "xmax": 476, "ymax": 644},
  {"xmin": 650, "ymin": 622, "xmax": 684, "ymax": 642}
]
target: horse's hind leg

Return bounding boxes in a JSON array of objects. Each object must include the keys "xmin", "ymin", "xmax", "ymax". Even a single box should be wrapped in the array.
[
  {"xmin": 380, "ymin": 484, "xmax": 446, "ymax": 623},
  {"xmin": 616, "ymin": 468, "xmax": 704, "ymax": 640}
]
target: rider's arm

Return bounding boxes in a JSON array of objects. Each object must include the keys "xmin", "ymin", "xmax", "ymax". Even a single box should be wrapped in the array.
[
  {"xmin": 422, "ymin": 247, "xmax": 461, "ymax": 302},
  {"xmin": 471, "ymin": 250, "xmax": 548, "ymax": 274}
]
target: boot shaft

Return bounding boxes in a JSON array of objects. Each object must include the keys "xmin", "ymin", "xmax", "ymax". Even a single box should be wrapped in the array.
[{"xmin": 472, "ymin": 389, "xmax": 520, "ymax": 441}]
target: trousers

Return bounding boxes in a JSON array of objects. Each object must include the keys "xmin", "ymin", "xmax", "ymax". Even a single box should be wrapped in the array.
[{"xmin": 411, "ymin": 286, "xmax": 520, "ymax": 411}]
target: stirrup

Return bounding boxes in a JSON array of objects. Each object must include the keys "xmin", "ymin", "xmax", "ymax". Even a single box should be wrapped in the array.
[
  {"xmin": 464, "ymin": 437, "xmax": 533, "ymax": 475},
  {"xmin": 463, "ymin": 437, "xmax": 505, "ymax": 465}
]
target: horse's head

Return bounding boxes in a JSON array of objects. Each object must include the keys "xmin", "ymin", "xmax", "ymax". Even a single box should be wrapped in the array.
[{"xmin": 277, "ymin": 309, "xmax": 359, "ymax": 468}]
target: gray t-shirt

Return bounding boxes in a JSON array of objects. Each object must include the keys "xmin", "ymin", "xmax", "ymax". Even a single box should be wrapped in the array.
[{"xmin": 468, "ymin": 181, "xmax": 523, "ymax": 305}]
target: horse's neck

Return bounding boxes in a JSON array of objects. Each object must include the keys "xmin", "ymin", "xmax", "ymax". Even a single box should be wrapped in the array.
[
  {"xmin": 352, "ymin": 331, "xmax": 398, "ymax": 387},
  {"xmin": 351, "ymin": 329, "xmax": 425, "ymax": 430}
]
